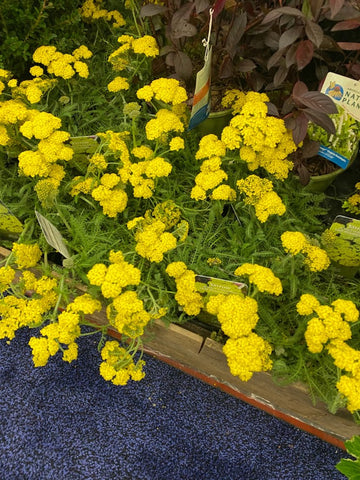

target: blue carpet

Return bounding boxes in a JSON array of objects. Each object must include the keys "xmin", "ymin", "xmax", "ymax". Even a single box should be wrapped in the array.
[{"xmin": 0, "ymin": 327, "xmax": 348, "ymax": 480}]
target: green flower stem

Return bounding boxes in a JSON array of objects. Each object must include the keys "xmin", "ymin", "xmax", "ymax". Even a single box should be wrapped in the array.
[
  {"xmin": 141, "ymin": 281, "xmax": 175, "ymax": 295},
  {"xmin": 129, "ymin": 0, "xmax": 143, "ymax": 36},
  {"xmin": 50, "ymin": 274, "xmax": 65, "ymax": 322},
  {"xmin": 114, "ymin": 336, "xmax": 143, "ymax": 369}
]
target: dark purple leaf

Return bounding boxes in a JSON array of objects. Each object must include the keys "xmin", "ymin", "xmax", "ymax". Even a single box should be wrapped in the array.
[
  {"xmin": 236, "ymin": 58, "xmax": 256, "ymax": 72},
  {"xmin": 315, "ymin": 64, "xmax": 329, "ymax": 82},
  {"xmin": 264, "ymin": 31, "xmax": 280, "ymax": 50},
  {"xmin": 285, "ymin": 44, "xmax": 298, "ymax": 67},
  {"xmin": 165, "ymin": 51, "xmax": 176, "ymax": 67},
  {"xmin": 279, "ymin": 26, "xmax": 304, "ymax": 50},
  {"xmin": 325, "ymin": 3, "xmax": 359, "ymax": 21},
  {"xmin": 194, "ymin": 0, "xmax": 210, "ymax": 14},
  {"xmin": 296, "ymin": 40, "xmax": 314, "ymax": 70},
  {"xmin": 329, "ymin": 0, "xmax": 345, "ymax": 18},
  {"xmin": 292, "ymin": 80, "xmax": 308, "ymax": 98},
  {"xmin": 140, "ymin": 4, "xmax": 167, "ymax": 17},
  {"xmin": 273, "ymin": 64, "xmax": 289, "ymax": 87},
  {"xmin": 291, "ymin": 113, "xmax": 309, "ymax": 144},
  {"xmin": 160, "ymin": 45, "xmax": 176, "ymax": 56},
  {"xmin": 298, "ymin": 164, "xmax": 311, "ymax": 185},
  {"xmin": 303, "ymin": 109, "xmax": 336, "ymax": 134},
  {"xmin": 302, "ymin": 140, "xmax": 320, "ymax": 159},
  {"xmin": 174, "ymin": 51, "xmax": 193, "ymax": 80},
  {"xmin": 331, "ymin": 18, "xmax": 360, "ymax": 31},
  {"xmin": 172, "ymin": 19, "xmax": 198, "ymax": 38},
  {"xmin": 262, "ymin": 6, "xmax": 305, "ymax": 24},
  {"xmin": 281, "ymin": 97, "xmax": 295, "ymax": 115},
  {"xmin": 337, "ymin": 42, "xmax": 360, "ymax": 50},
  {"xmin": 284, "ymin": 115, "xmax": 296, "ymax": 130},
  {"xmin": 297, "ymin": 91, "xmax": 338, "ymax": 113},
  {"xmin": 267, "ymin": 49, "xmax": 285, "ymax": 70},
  {"xmin": 219, "ymin": 56, "xmax": 234, "ymax": 78},
  {"xmin": 225, "ymin": 12, "xmax": 247, "ymax": 59},
  {"xmin": 266, "ymin": 102, "xmax": 280, "ymax": 117},
  {"xmin": 171, "ymin": 3, "xmax": 195, "ymax": 25},
  {"xmin": 304, "ymin": 20, "xmax": 324, "ymax": 48}
]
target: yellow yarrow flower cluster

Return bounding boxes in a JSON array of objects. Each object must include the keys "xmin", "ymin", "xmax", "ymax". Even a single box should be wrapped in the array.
[
  {"xmin": 169, "ymin": 136, "xmax": 185, "ymax": 151},
  {"xmin": 207, "ymin": 294, "xmax": 259, "ymax": 338},
  {"xmin": 137, "ymin": 78, "xmax": 187, "ymax": 105},
  {"xmin": 127, "ymin": 201, "xmax": 188, "ymax": 262},
  {"xmin": 237, "ymin": 175, "xmax": 286, "ymax": 222},
  {"xmin": 107, "ymin": 35, "xmax": 158, "ymax": 91},
  {"xmin": 297, "ymin": 294, "xmax": 358, "ymax": 353},
  {"xmin": 128, "ymin": 218, "xmax": 177, "ymax": 263},
  {"xmin": 91, "ymin": 173, "xmax": 128, "ymax": 217},
  {"xmin": 297, "ymin": 294, "xmax": 360, "ymax": 412},
  {"xmin": 281, "ymin": 231, "xmax": 330, "ymax": 272},
  {"xmin": 31, "ymin": 310, "xmax": 81, "ymax": 366},
  {"xmin": 221, "ymin": 90, "xmax": 269, "ymax": 115},
  {"xmin": 0, "ymin": 272, "xmax": 58, "ymax": 342},
  {"xmin": 206, "ymin": 288, "xmax": 272, "ymax": 381},
  {"xmin": 14, "ymin": 109, "xmax": 73, "ymax": 206},
  {"xmin": 87, "ymin": 249, "xmax": 141, "ymax": 299},
  {"xmin": 195, "ymin": 134, "xmax": 226, "ymax": 160},
  {"xmin": 0, "ymin": 266, "xmax": 15, "ymax": 293},
  {"xmin": 191, "ymin": 156, "xmax": 235, "ymax": 201},
  {"xmin": 327, "ymin": 340, "xmax": 360, "ymax": 412},
  {"xmin": 223, "ymin": 333, "xmax": 273, "ymax": 381},
  {"xmin": 80, "ymin": 0, "xmax": 126, "ymax": 28},
  {"xmin": 191, "ymin": 136, "xmax": 235, "ymax": 201},
  {"xmin": 12, "ymin": 242, "xmax": 42, "ymax": 269},
  {"xmin": 70, "ymin": 130, "xmax": 172, "ymax": 208},
  {"xmin": 99, "ymin": 340, "xmax": 146, "ymax": 386},
  {"xmin": 234, "ymin": 263, "xmax": 283, "ymax": 296},
  {"xmin": 220, "ymin": 91, "xmax": 297, "ymax": 180},
  {"xmin": 145, "ymin": 109, "xmax": 184, "ymax": 141},
  {"xmin": 166, "ymin": 262, "xmax": 204, "ymax": 316},
  {"xmin": 10, "ymin": 76, "xmax": 57, "ymax": 104},
  {"xmin": 32, "ymin": 45, "xmax": 92, "ymax": 79},
  {"xmin": 108, "ymin": 76, "xmax": 130, "ymax": 92},
  {"xmin": 106, "ymin": 290, "xmax": 151, "ymax": 338}
]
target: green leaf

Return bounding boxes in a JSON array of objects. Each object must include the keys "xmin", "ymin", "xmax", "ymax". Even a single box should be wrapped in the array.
[
  {"xmin": 336, "ymin": 459, "xmax": 360, "ymax": 479},
  {"xmin": 346, "ymin": 436, "xmax": 360, "ymax": 459}
]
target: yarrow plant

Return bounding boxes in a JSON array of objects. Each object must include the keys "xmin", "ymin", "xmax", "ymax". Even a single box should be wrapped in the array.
[{"xmin": 1, "ymin": 4, "xmax": 360, "ymax": 424}]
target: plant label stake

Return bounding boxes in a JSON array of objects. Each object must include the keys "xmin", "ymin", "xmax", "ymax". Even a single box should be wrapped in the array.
[{"xmin": 188, "ymin": 8, "xmax": 214, "ymax": 131}]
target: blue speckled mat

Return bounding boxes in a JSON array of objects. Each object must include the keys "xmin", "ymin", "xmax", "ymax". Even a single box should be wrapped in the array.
[{"xmin": 0, "ymin": 328, "xmax": 348, "ymax": 480}]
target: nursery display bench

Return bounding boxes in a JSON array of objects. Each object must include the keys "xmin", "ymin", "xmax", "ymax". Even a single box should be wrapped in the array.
[
  {"xmin": 1, "ymin": 243, "xmax": 359, "ymax": 451},
  {"xmin": 106, "ymin": 314, "xmax": 360, "ymax": 451}
]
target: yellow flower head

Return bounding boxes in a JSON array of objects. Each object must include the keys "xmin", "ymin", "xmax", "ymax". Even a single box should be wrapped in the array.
[
  {"xmin": 12, "ymin": 243, "xmax": 42, "ymax": 269},
  {"xmin": 234, "ymin": 263, "xmax": 282, "ymax": 296}
]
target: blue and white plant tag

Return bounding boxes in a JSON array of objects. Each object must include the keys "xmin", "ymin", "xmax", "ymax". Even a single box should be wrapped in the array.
[
  {"xmin": 312, "ymin": 72, "xmax": 360, "ymax": 168},
  {"xmin": 188, "ymin": 9, "xmax": 214, "ymax": 130},
  {"xmin": 317, "ymin": 145, "xmax": 350, "ymax": 169}
]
